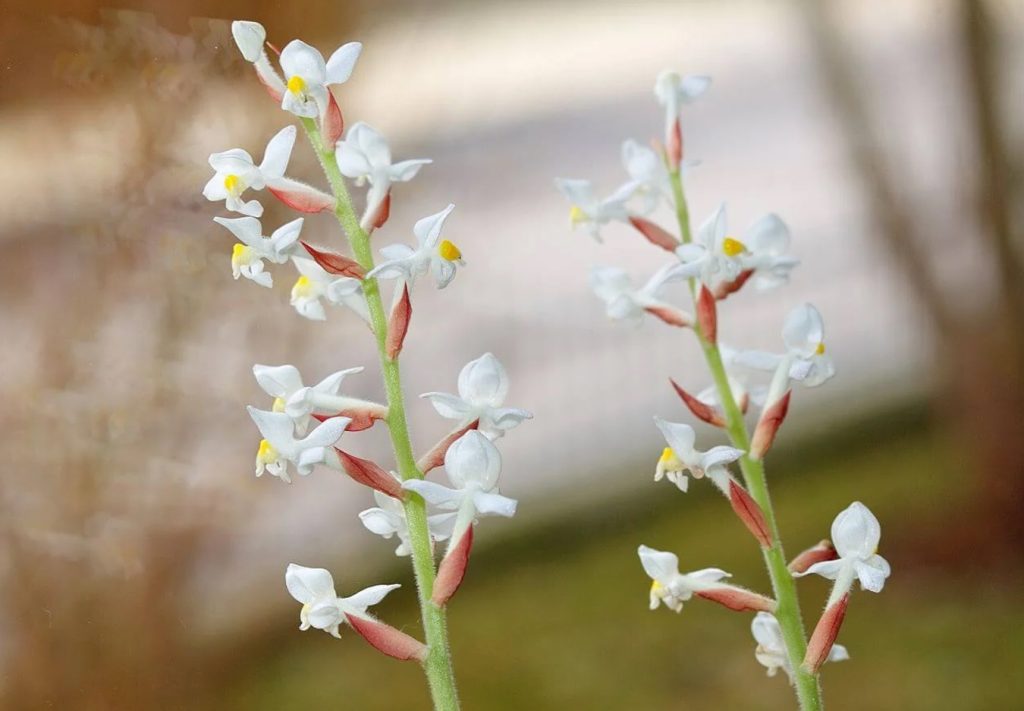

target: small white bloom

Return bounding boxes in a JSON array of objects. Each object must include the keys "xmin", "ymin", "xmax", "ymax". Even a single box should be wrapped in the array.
[
  {"xmin": 202, "ymin": 125, "xmax": 296, "ymax": 217},
  {"xmin": 253, "ymin": 363, "xmax": 364, "ymax": 434},
  {"xmin": 285, "ymin": 563, "xmax": 399, "ymax": 638},
  {"xmin": 794, "ymin": 501, "xmax": 891, "ymax": 604},
  {"xmin": 674, "ymin": 203, "xmax": 748, "ymax": 286},
  {"xmin": 289, "ymin": 257, "xmax": 369, "ymax": 322},
  {"xmin": 590, "ymin": 263, "xmax": 690, "ymax": 326},
  {"xmin": 231, "ymin": 20, "xmax": 286, "ymax": 98},
  {"xmin": 248, "ymin": 406, "xmax": 349, "ymax": 483},
  {"xmin": 279, "ymin": 39, "xmax": 362, "ymax": 118},
  {"xmin": 420, "ymin": 353, "xmax": 532, "ymax": 439},
  {"xmin": 358, "ymin": 491, "xmax": 457, "ymax": 557},
  {"xmin": 752, "ymin": 612, "xmax": 848, "ymax": 679},
  {"xmin": 336, "ymin": 122, "xmax": 431, "ymax": 213},
  {"xmin": 620, "ymin": 139, "xmax": 672, "ymax": 214},
  {"xmin": 367, "ymin": 204, "xmax": 463, "ymax": 288},
  {"xmin": 654, "ymin": 71, "xmax": 711, "ymax": 132},
  {"xmin": 741, "ymin": 214, "xmax": 799, "ymax": 290},
  {"xmin": 401, "ymin": 430, "xmax": 517, "ymax": 544},
  {"xmin": 555, "ymin": 178, "xmax": 633, "ymax": 242},
  {"xmin": 638, "ymin": 545, "xmax": 730, "ymax": 613},
  {"xmin": 214, "ymin": 216, "xmax": 303, "ymax": 287},
  {"xmin": 653, "ymin": 417, "xmax": 744, "ymax": 492}
]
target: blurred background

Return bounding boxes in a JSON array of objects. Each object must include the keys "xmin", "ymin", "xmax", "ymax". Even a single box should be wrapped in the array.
[{"xmin": 3, "ymin": 0, "xmax": 1023, "ymax": 708}]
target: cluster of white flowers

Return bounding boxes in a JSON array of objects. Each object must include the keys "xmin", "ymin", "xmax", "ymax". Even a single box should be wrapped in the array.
[
  {"xmin": 208, "ymin": 21, "xmax": 531, "ymax": 674},
  {"xmin": 557, "ymin": 71, "xmax": 889, "ymax": 694}
]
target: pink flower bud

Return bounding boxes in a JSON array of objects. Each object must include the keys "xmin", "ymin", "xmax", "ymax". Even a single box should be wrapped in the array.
[
  {"xmin": 667, "ymin": 117, "xmax": 683, "ymax": 170},
  {"xmin": 432, "ymin": 525, "xmax": 474, "ymax": 606},
  {"xmin": 750, "ymin": 390, "xmax": 792, "ymax": 460},
  {"xmin": 386, "ymin": 284, "xmax": 412, "ymax": 361},
  {"xmin": 644, "ymin": 305, "xmax": 691, "ymax": 328},
  {"xmin": 695, "ymin": 585, "xmax": 776, "ymax": 613},
  {"xmin": 669, "ymin": 378, "xmax": 726, "ymax": 427},
  {"xmin": 697, "ymin": 285, "xmax": 717, "ymax": 344},
  {"xmin": 347, "ymin": 614, "xmax": 428, "ymax": 662},
  {"xmin": 788, "ymin": 539, "xmax": 838, "ymax": 574},
  {"xmin": 335, "ymin": 449, "xmax": 403, "ymax": 499},
  {"xmin": 301, "ymin": 241, "xmax": 366, "ymax": 279},
  {"xmin": 416, "ymin": 420, "xmax": 480, "ymax": 475},
  {"xmin": 803, "ymin": 593, "xmax": 849, "ymax": 674},
  {"xmin": 728, "ymin": 479, "xmax": 773, "ymax": 548},
  {"xmin": 628, "ymin": 216, "xmax": 679, "ymax": 252},
  {"xmin": 322, "ymin": 90, "xmax": 345, "ymax": 146}
]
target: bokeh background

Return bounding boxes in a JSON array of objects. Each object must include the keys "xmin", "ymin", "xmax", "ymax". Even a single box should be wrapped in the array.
[{"xmin": 3, "ymin": 0, "xmax": 1023, "ymax": 709}]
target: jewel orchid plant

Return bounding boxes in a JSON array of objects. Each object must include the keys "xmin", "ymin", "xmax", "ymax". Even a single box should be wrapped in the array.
[
  {"xmin": 556, "ymin": 71, "xmax": 891, "ymax": 709},
  {"xmin": 207, "ymin": 22, "xmax": 531, "ymax": 710}
]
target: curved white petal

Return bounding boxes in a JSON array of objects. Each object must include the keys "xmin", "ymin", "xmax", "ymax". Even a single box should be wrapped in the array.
[
  {"xmin": 231, "ymin": 21, "xmax": 266, "ymax": 63},
  {"xmin": 401, "ymin": 479, "xmax": 462, "ymax": 509},
  {"xmin": 280, "ymin": 40, "xmax": 327, "ymax": 83},
  {"xmin": 413, "ymin": 204, "xmax": 455, "ymax": 248},
  {"xmin": 260, "ymin": 125, "xmax": 297, "ymax": 180},
  {"xmin": 654, "ymin": 417, "xmax": 697, "ymax": 463},
  {"xmin": 637, "ymin": 544, "xmax": 679, "ymax": 585},
  {"xmin": 457, "ymin": 353, "xmax": 509, "ymax": 406},
  {"xmin": 471, "ymin": 490, "xmax": 518, "ymax": 517},
  {"xmin": 285, "ymin": 563, "xmax": 336, "ymax": 604},
  {"xmin": 831, "ymin": 501, "xmax": 881, "ymax": 560},
  {"xmin": 325, "ymin": 41, "xmax": 362, "ymax": 85},
  {"xmin": 421, "ymin": 392, "xmax": 475, "ymax": 421},
  {"xmin": 341, "ymin": 583, "xmax": 401, "ymax": 613},
  {"xmin": 444, "ymin": 430, "xmax": 502, "ymax": 490},
  {"xmin": 253, "ymin": 364, "xmax": 304, "ymax": 398}
]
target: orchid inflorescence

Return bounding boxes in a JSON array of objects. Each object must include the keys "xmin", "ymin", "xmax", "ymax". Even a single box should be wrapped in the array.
[
  {"xmin": 206, "ymin": 21, "xmax": 531, "ymax": 710},
  {"xmin": 556, "ymin": 71, "xmax": 890, "ymax": 708}
]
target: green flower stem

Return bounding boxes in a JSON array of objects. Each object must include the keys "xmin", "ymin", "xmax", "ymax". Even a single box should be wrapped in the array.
[
  {"xmin": 668, "ymin": 165, "xmax": 822, "ymax": 711},
  {"xmin": 301, "ymin": 118, "xmax": 460, "ymax": 711}
]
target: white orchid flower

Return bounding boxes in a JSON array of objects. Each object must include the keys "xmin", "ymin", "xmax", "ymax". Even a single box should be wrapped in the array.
[
  {"xmin": 555, "ymin": 178, "xmax": 633, "ymax": 242},
  {"xmin": 358, "ymin": 491, "xmax": 457, "ymax": 557},
  {"xmin": 213, "ymin": 216, "xmax": 303, "ymax": 288},
  {"xmin": 734, "ymin": 303, "xmax": 836, "ymax": 406},
  {"xmin": 674, "ymin": 203, "xmax": 749, "ymax": 286},
  {"xmin": 420, "ymin": 353, "xmax": 532, "ymax": 440},
  {"xmin": 740, "ymin": 214, "xmax": 799, "ymax": 290},
  {"xmin": 794, "ymin": 502, "xmax": 891, "ymax": 604},
  {"xmin": 247, "ymin": 407, "xmax": 349, "ymax": 484},
  {"xmin": 653, "ymin": 417, "xmax": 744, "ymax": 492},
  {"xmin": 231, "ymin": 21, "xmax": 286, "ymax": 100},
  {"xmin": 252, "ymin": 363, "xmax": 368, "ymax": 435},
  {"xmin": 752, "ymin": 612, "xmax": 848, "ymax": 679},
  {"xmin": 367, "ymin": 205, "xmax": 463, "ymax": 288},
  {"xmin": 620, "ymin": 139, "xmax": 672, "ymax": 214},
  {"xmin": 637, "ymin": 545, "xmax": 730, "ymax": 612},
  {"xmin": 336, "ymin": 122, "xmax": 432, "ymax": 214},
  {"xmin": 289, "ymin": 257, "xmax": 370, "ymax": 322},
  {"xmin": 590, "ymin": 263, "xmax": 691, "ymax": 327},
  {"xmin": 202, "ymin": 125, "xmax": 296, "ymax": 217},
  {"xmin": 278, "ymin": 39, "xmax": 362, "ymax": 118},
  {"xmin": 401, "ymin": 431, "xmax": 517, "ymax": 545},
  {"xmin": 285, "ymin": 563, "xmax": 399, "ymax": 638},
  {"xmin": 654, "ymin": 71, "xmax": 711, "ymax": 133}
]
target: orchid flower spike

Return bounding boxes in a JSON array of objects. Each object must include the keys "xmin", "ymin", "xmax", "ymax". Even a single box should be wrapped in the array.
[
  {"xmin": 638, "ymin": 545, "xmax": 774, "ymax": 613},
  {"xmin": 214, "ymin": 216, "xmax": 303, "ymax": 287},
  {"xmin": 653, "ymin": 71, "xmax": 711, "ymax": 134},
  {"xmin": 253, "ymin": 363, "xmax": 382, "ymax": 435},
  {"xmin": 290, "ymin": 257, "xmax": 370, "ymax": 322},
  {"xmin": 285, "ymin": 563, "xmax": 399, "ymax": 638},
  {"xmin": 555, "ymin": 178, "xmax": 633, "ymax": 242},
  {"xmin": 653, "ymin": 417, "xmax": 744, "ymax": 493},
  {"xmin": 794, "ymin": 501, "xmax": 891, "ymax": 604},
  {"xmin": 367, "ymin": 204, "xmax": 463, "ymax": 288},
  {"xmin": 358, "ymin": 491, "xmax": 457, "ymax": 557},
  {"xmin": 278, "ymin": 38, "xmax": 362, "ymax": 118},
  {"xmin": 247, "ymin": 407, "xmax": 349, "ymax": 484},
  {"xmin": 735, "ymin": 303, "xmax": 836, "ymax": 406},
  {"xmin": 336, "ymin": 122, "xmax": 432, "ymax": 214},
  {"xmin": 203, "ymin": 125, "xmax": 296, "ymax": 217},
  {"xmin": 401, "ymin": 430, "xmax": 517, "ymax": 546},
  {"xmin": 752, "ymin": 612, "xmax": 848, "ymax": 679},
  {"xmin": 620, "ymin": 139, "xmax": 673, "ymax": 214},
  {"xmin": 420, "ymin": 353, "xmax": 533, "ymax": 440},
  {"xmin": 590, "ymin": 263, "xmax": 691, "ymax": 327},
  {"xmin": 231, "ymin": 21, "xmax": 286, "ymax": 100}
]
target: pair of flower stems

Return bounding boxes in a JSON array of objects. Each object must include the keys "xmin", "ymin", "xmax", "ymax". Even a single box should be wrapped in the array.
[{"xmin": 302, "ymin": 115, "xmax": 821, "ymax": 711}]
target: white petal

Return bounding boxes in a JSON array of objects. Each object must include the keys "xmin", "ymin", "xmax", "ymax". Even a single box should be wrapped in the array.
[
  {"xmin": 231, "ymin": 21, "xmax": 266, "ymax": 63},
  {"xmin": 306, "ymin": 600, "xmax": 344, "ymax": 631},
  {"xmin": 247, "ymin": 406, "xmax": 296, "ymax": 449},
  {"xmin": 421, "ymin": 392, "xmax": 475, "ymax": 421},
  {"xmin": 457, "ymin": 353, "xmax": 509, "ymax": 406},
  {"xmin": 678, "ymin": 74, "xmax": 712, "ymax": 102},
  {"xmin": 733, "ymin": 349, "xmax": 785, "ymax": 372},
  {"xmin": 687, "ymin": 567, "xmax": 732, "ymax": 584},
  {"xmin": 637, "ymin": 544, "xmax": 679, "ymax": 584},
  {"xmin": 444, "ymin": 430, "xmax": 502, "ymax": 490},
  {"xmin": 746, "ymin": 213, "xmax": 790, "ymax": 255},
  {"xmin": 280, "ymin": 40, "xmax": 326, "ymax": 84},
  {"xmin": 701, "ymin": 445, "xmax": 745, "ymax": 470},
  {"xmin": 471, "ymin": 490, "xmax": 518, "ymax": 517},
  {"xmin": 782, "ymin": 303, "xmax": 825, "ymax": 358},
  {"xmin": 751, "ymin": 611, "xmax": 784, "ymax": 648},
  {"xmin": 828, "ymin": 644, "xmax": 850, "ymax": 662},
  {"xmin": 654, "ymin": 417, "xmax": 696, "ymax": 462},
  {"xmin": 341, "ymin": 583, "xmax": 400, "ymax": 614},
  {"xmin": 214, "ymin": 215, "xmax": 263, "ymax": 247},
  {"xmin": 854, "ymin": 555, "xmax": 891, "ymax": 593},
  {"xmin": 554, "ymin": 178, "xmax": 596, "ymax": 210},
  {"xmin": 325, "ymin": 41, "xmax": 362, "ymax": 85},
  {"xmin": 285, "ymin": 563, "xmax": 336, "ymax": 604},
  {"xmin": 253, "ymin": 364, "xmax": 304, "ymax": 398},
  {"xmin": 259, "ymin": 125, "xmax": 297, "ymax": 181},
  {"xmin": 794, "ymin": 558, "xmax": 844, "ymax": 581},
  {"xmin": 831, "ymin": 501, "xmax": 881, "ymax": 560},
  {"xmin": 389, "ymin": 159, "xmax": 432, "ymax": 182},
  {"xmin": 401, "ymin": 479, "xmax": 462, "ymax": 509},
  {"xmin": 299, "ymin": 416, "xmax": 350, "ymax": 449},
  {"xmin": 413, "ymin": 204, "xmax": 455, "ymax": 248},
  {"xmin": 358, "ymin": 508, "xmax": 399, "ymax": 537},
  {"xmin": 313, "ymin": 366, "xmax": 363, "ymax": 396}
]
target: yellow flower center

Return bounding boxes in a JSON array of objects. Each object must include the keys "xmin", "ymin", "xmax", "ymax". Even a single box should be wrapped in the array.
[
  {"xmin": 650, "ymin": 580, "xmax": 664, "ymax": 596},
  {"xmin": 232, "ymin": 243, "xmax": 253, "ymax": 267},
  {"xmin": 291, "ymin": 275, "xmax": 315, "ymax": 299},
  {"xmin": 257, "ymin": 439, "xmax": 278, "ymax": 465},
  {"xmin": 439, "ymin": 239, "xmax": 462, "ymax": 262},
  {"xmin": 223, "ymin": 173, "xmax": 241, "ymax": 195},
  {"xmin": 815, "ymin": 342, "xmax": 826, "ymax": 355},
  {"xmin": 569, "ymin": 205, "xmax": 587, "ymax": 227},
  {"xmin": 287, "ymin": 75, "xmax": 306, "ymax": 95},
  {"xmin": 722, "ymin": 237, "xmax": 747, "ymax": 257},
  {"xmin": 272, "ymin": 397, "xmax": 286, "ymax": 413},
  {"xmin": 659, "ymin": 447, "xmax": 683, "ymax": 469}
]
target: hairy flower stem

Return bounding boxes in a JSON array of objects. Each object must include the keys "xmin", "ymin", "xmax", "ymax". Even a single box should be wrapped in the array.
[
  {"xmin": 301, "ymin": 118, "xmax": 461, "ymax": 711},
  {"xmin": 669, "ymin": 166, "xmax": 822, "ymax": 710}
]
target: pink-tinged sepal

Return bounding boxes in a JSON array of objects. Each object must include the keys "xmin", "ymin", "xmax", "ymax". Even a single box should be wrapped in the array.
[
  {"xmin": 628, "ymin": 216, "xmax": 678, "ymax": 252},
  {"xmin": 645, "ymin": 305, "xmax": 691, "ymax": 328},
  {"xmin": 268, "ymin": 178, "xmax": 336, "ymax": 213},
  {"xmin": 696, "ymin": 585, "xmax": 776, "ymax": 613},
  {"xmin": 301, "ymin": 241, "xmax": 366, "ymax": 279},
  {"xmin": 669, "ymin": 378, "xmax": 726, "ymax": 427},
  {"xmin": 432, "ymin": 525, "xmax": 473, "ymax": 606},
  {"xmin": 696, "ymin": 285, "xmax": 717, "ymax": 344},
  {"xmin": 386, "ymin": 284, "xmax": 412, "ymax": 361},
  {"xmin": 738, "ymin": 390, "xmax": 750, "ymax": 415},
  {"xmin": 415, "ymin": 420, "xmax": 480, "ymax": 474},
  {"xmin": 312, "ymin": 406, "xmax": 384, "ymax": 432},
  {"xmin": 255, "ymin": 65, "xmax": 284, "ymax": 102},
  {"xmin": 346, "ymin": 615, "xmax": 428, "ymax": 662},
  {"xmin": 322, "ymin": 90, "xmax": 345, "ymax": 147},
  {"xmin": 788, "ymin": 539, "xmax": 839, "ymax": 574},
  {"xmin": 713, "ymin": 269, "xmax": 754, "ymax": 301},
  {"xmin": 803, "ymin": 594, "xmax": 849, "ymax": 674},
  {"xmin": 335, "ymin": 449, "xmax": 404, "ymax": 499},
  {"xmin": 750, "ymin": 390, "xmax": 792, "ymax": 460},
  {"xmin": 667, "ymin": 117, "xmax": 683, "ymax": 170},
  {"xmin": 728, "ymin": 479, "xmax": 773, "ymax": 548}
]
